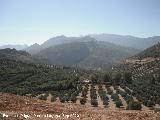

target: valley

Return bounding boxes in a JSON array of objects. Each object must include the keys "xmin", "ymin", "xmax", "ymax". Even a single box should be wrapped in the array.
[
  {"xmin": 0, "ymin": 37, "xmax": 160, "ymax": 120},
  {"xmin": 1, "ymin": 0, "xmax": 160, "ymax": 119}
]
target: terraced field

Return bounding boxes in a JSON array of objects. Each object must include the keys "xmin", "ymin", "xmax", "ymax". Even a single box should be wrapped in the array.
[
  {"xmin": 36, "ymin": 84, "xmax": 159, "ymax": 111},
  {"xmin": 1, "ymin": 92, "xmax": 160, "ymax": 120}
]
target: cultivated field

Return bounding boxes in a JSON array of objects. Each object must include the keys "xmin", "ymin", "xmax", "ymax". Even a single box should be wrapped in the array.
[{"xmin": 0, "ymin": 92, "xmax": 160, "ymax": 120}]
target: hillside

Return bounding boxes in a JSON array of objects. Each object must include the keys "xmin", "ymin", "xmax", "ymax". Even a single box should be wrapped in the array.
[
  {"xmin": 0, "ymin": 93, "xmax": 159, "ymax": 120},
  {"xmin": 134, "ymin": 42, "xmax": 160, "ymax": 58},
  {"xmin": 118, "ymin": 42, "xmax": 160, "ymax": 81},
  {"xmin": 0, "ymin": 58, "xmax": 79, "ymax": 96},
  {"xmin": 114, "ymin": 42, "xmax": 160, "ymax": 82},
  {"xmin": 36, "ymin": 39, "xmax": 140, "ymax": 70},
  {"xmin": 90, "ymin": 34, "xmax": 160, "ymax": 50},
  {"xmin": 0, "ymin": 48, "xmax": 31, "ymax": 62},
  {"xmin": 0, "ymin": 48, "xmax": 47, "ymax": 64},
  {"xmin": 108, "ymin": 43, "xmax": 160, "ymax": 112}
]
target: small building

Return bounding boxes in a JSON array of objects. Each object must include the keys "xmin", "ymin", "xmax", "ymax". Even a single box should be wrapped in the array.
[{"xmin": 83, "ymin": 79, "xmax": 91, "ymax": 83}]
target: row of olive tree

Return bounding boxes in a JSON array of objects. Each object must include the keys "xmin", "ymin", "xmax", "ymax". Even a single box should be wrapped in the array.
[{"xmin": 91, "ymin": 72, "xmax": 132, "ymax": 85}]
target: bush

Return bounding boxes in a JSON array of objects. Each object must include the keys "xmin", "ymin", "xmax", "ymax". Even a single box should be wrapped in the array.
[
  {"xmin": 80, "ymin": 97, "xmax": 86, "ymax": 105},
  {"xmin": 103, "ymin": 73, "xmax": 111, "ymax": 83},
  {"xmin": 111, "ymin": 94, "xmax": 119, "ymax": 101},
  {"xmin": 107, "ymin": 89, "xmax": 113, "ymax": 95},
  {"xmin": 113, "ymin": 73, "xmax": 121, "ymax": 85},
  {"xmin": 51, "ymin": 96, "xmax": 57, "ymax": 102},
  {"xmin": 124, "ymin": 95, "xmax": 133, "ymax": 104},
  {"xmin": 38, "ymin": 93, "xmax": 48, "ymax": 100},
  {"xmin": 82, "ymin": 87, "xmax": 88, "ymax": 97},
  {"xmin": 65, "ymin": 95, "xmax": 70, "ymax": 102},
  {"xmin": 91, "ymin": 74, "xmax": 99, "ymax": 84},
  {"xmin": 90, "ymin": 88, "xmax": 97, "ymax": 99},
  {"xmin": 59, "ymin": 96, "xmax": 65, "ymax": 103},
  {"xmin": 127, "ymin": 101, "xmax": 142, "ymax": 110},
  {"xmin": 70, "ymin": 94, "xmax": 77, "ymax": 103},
  {"xmin": 91, "ymin": 99, "xmax": 98, "ymax": 107},
  {"xmin": 124, "ymin": 72, "xmax": 132, "ymax": 84},
  {"xmin": 103, "ymin": 100, "xmax": 109, "ymax": 106},
  {"xmin": 115, "ymin": 100, "xmax": 123, "ymax": 108},
  {"xmin": 144, "ymin": 100, "xmax": 155, "ymax": 107}
]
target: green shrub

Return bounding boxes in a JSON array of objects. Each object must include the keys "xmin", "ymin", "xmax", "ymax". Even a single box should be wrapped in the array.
[
  {"xmin": 111, "ymin": 94, "xmax": 119, "ymax": 101},
  {"xmin": 115, "ymin": 100, "xmax": 123, "ymax": 108},
  {"xmin": 70, "ymin": 94, "xmax": 77, "ymax": 103},
  {"xmin": 80, "ymin": 97, "xmax": 86, "ymax": 105},
  {"xmin": 124, "ymin": 72, "xmax": 132, "ymax": 84},
  {"xmin": 144, "ymin": 100, "xmax": 154, "ymax": 107},
  {"xmin": 51, "ymin": 96, "xmax": 57, "ymax": 102},
  {"xmin": 59, "ymin": 96, "xmax": 65, "ymax": 103},
  {"xmin": 91, "ymin": 99, "xmax": 98, "ymax": 107},
  {"xmin": 124, "ymin": 95, "xmax": 133, "ymax": 104},
  {"xmin": 127, "ymin": 100, "xmax": 142, "ymax": 110}
]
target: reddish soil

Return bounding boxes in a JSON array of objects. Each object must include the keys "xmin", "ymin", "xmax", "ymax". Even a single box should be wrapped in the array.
[{"xmin": 0, "ymin": 92, "xmax": 160, "ymax": 120}]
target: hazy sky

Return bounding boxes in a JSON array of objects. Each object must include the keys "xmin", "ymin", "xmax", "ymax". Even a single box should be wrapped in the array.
[{"xmin": 0, "ymin": 0, "xmax": 160, "ymax": 45}]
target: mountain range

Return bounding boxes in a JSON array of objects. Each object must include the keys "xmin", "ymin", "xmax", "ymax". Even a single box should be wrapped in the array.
[
  {"xmin": 25, "ymin": 36, "xmax": 96, "ymax": 55},
  {"xmin": 90, "ymin": 34, "xmax": 160, "ymax": 50},
  {"xmin": 1, "ymin": 34, "xmax": 160, "ymax": 70},
  {"xmin": 33, "ymin": 36, "xmax": 139, "ymax": 69},
  {"xmin": 25, "ymin": 34, "xmax": 160, "ymax": 55},
  {"xmin": 0, "ymin": 44, "xmax": 28, "ymax": 50}
]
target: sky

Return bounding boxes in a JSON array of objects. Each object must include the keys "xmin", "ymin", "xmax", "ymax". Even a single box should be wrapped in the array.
[{"xmin": 0, "ymin": 0, "xmax": 160, "ymax": 45}]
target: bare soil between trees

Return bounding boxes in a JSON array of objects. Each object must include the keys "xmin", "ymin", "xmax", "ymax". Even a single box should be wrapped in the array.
[{"xmin": 0, "ymin": 92, "xmax": 160, "ymax": 120}]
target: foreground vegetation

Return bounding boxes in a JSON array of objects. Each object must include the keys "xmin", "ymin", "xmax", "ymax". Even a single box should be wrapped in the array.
[
  {"xmin": 0, "ymin": 58, "xmax": 81, "ymax": 98},
  {"xmin": 0, "ymin": 47, "xmax": 160, "ymax": 111}
]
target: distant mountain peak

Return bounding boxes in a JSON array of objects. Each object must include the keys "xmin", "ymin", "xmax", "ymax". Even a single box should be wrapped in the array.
[
  {"xmin": 49, "ymin": 35, "xmax": 67, "ymax": 40},
  {"xmin": 0, "ymin": 44, "xmax": 28, "ymax": 50},
  {"xmin": 82, "ymin": 36, "xmax": 95, "ymax": 40},
  {"xmin": 90, "ymin": 34, "xmax": 160, "ymax": 49},
  {"xmin": 57, "ymin": 35, "xmax": 66, "ymax": 38},
  {"xmin": 32, "ymin": 43, "xmax": 40, "ymax": 46},
  {"xmin": 25, "ymin": 43, "xmax": 41, "ymax": 55}
]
